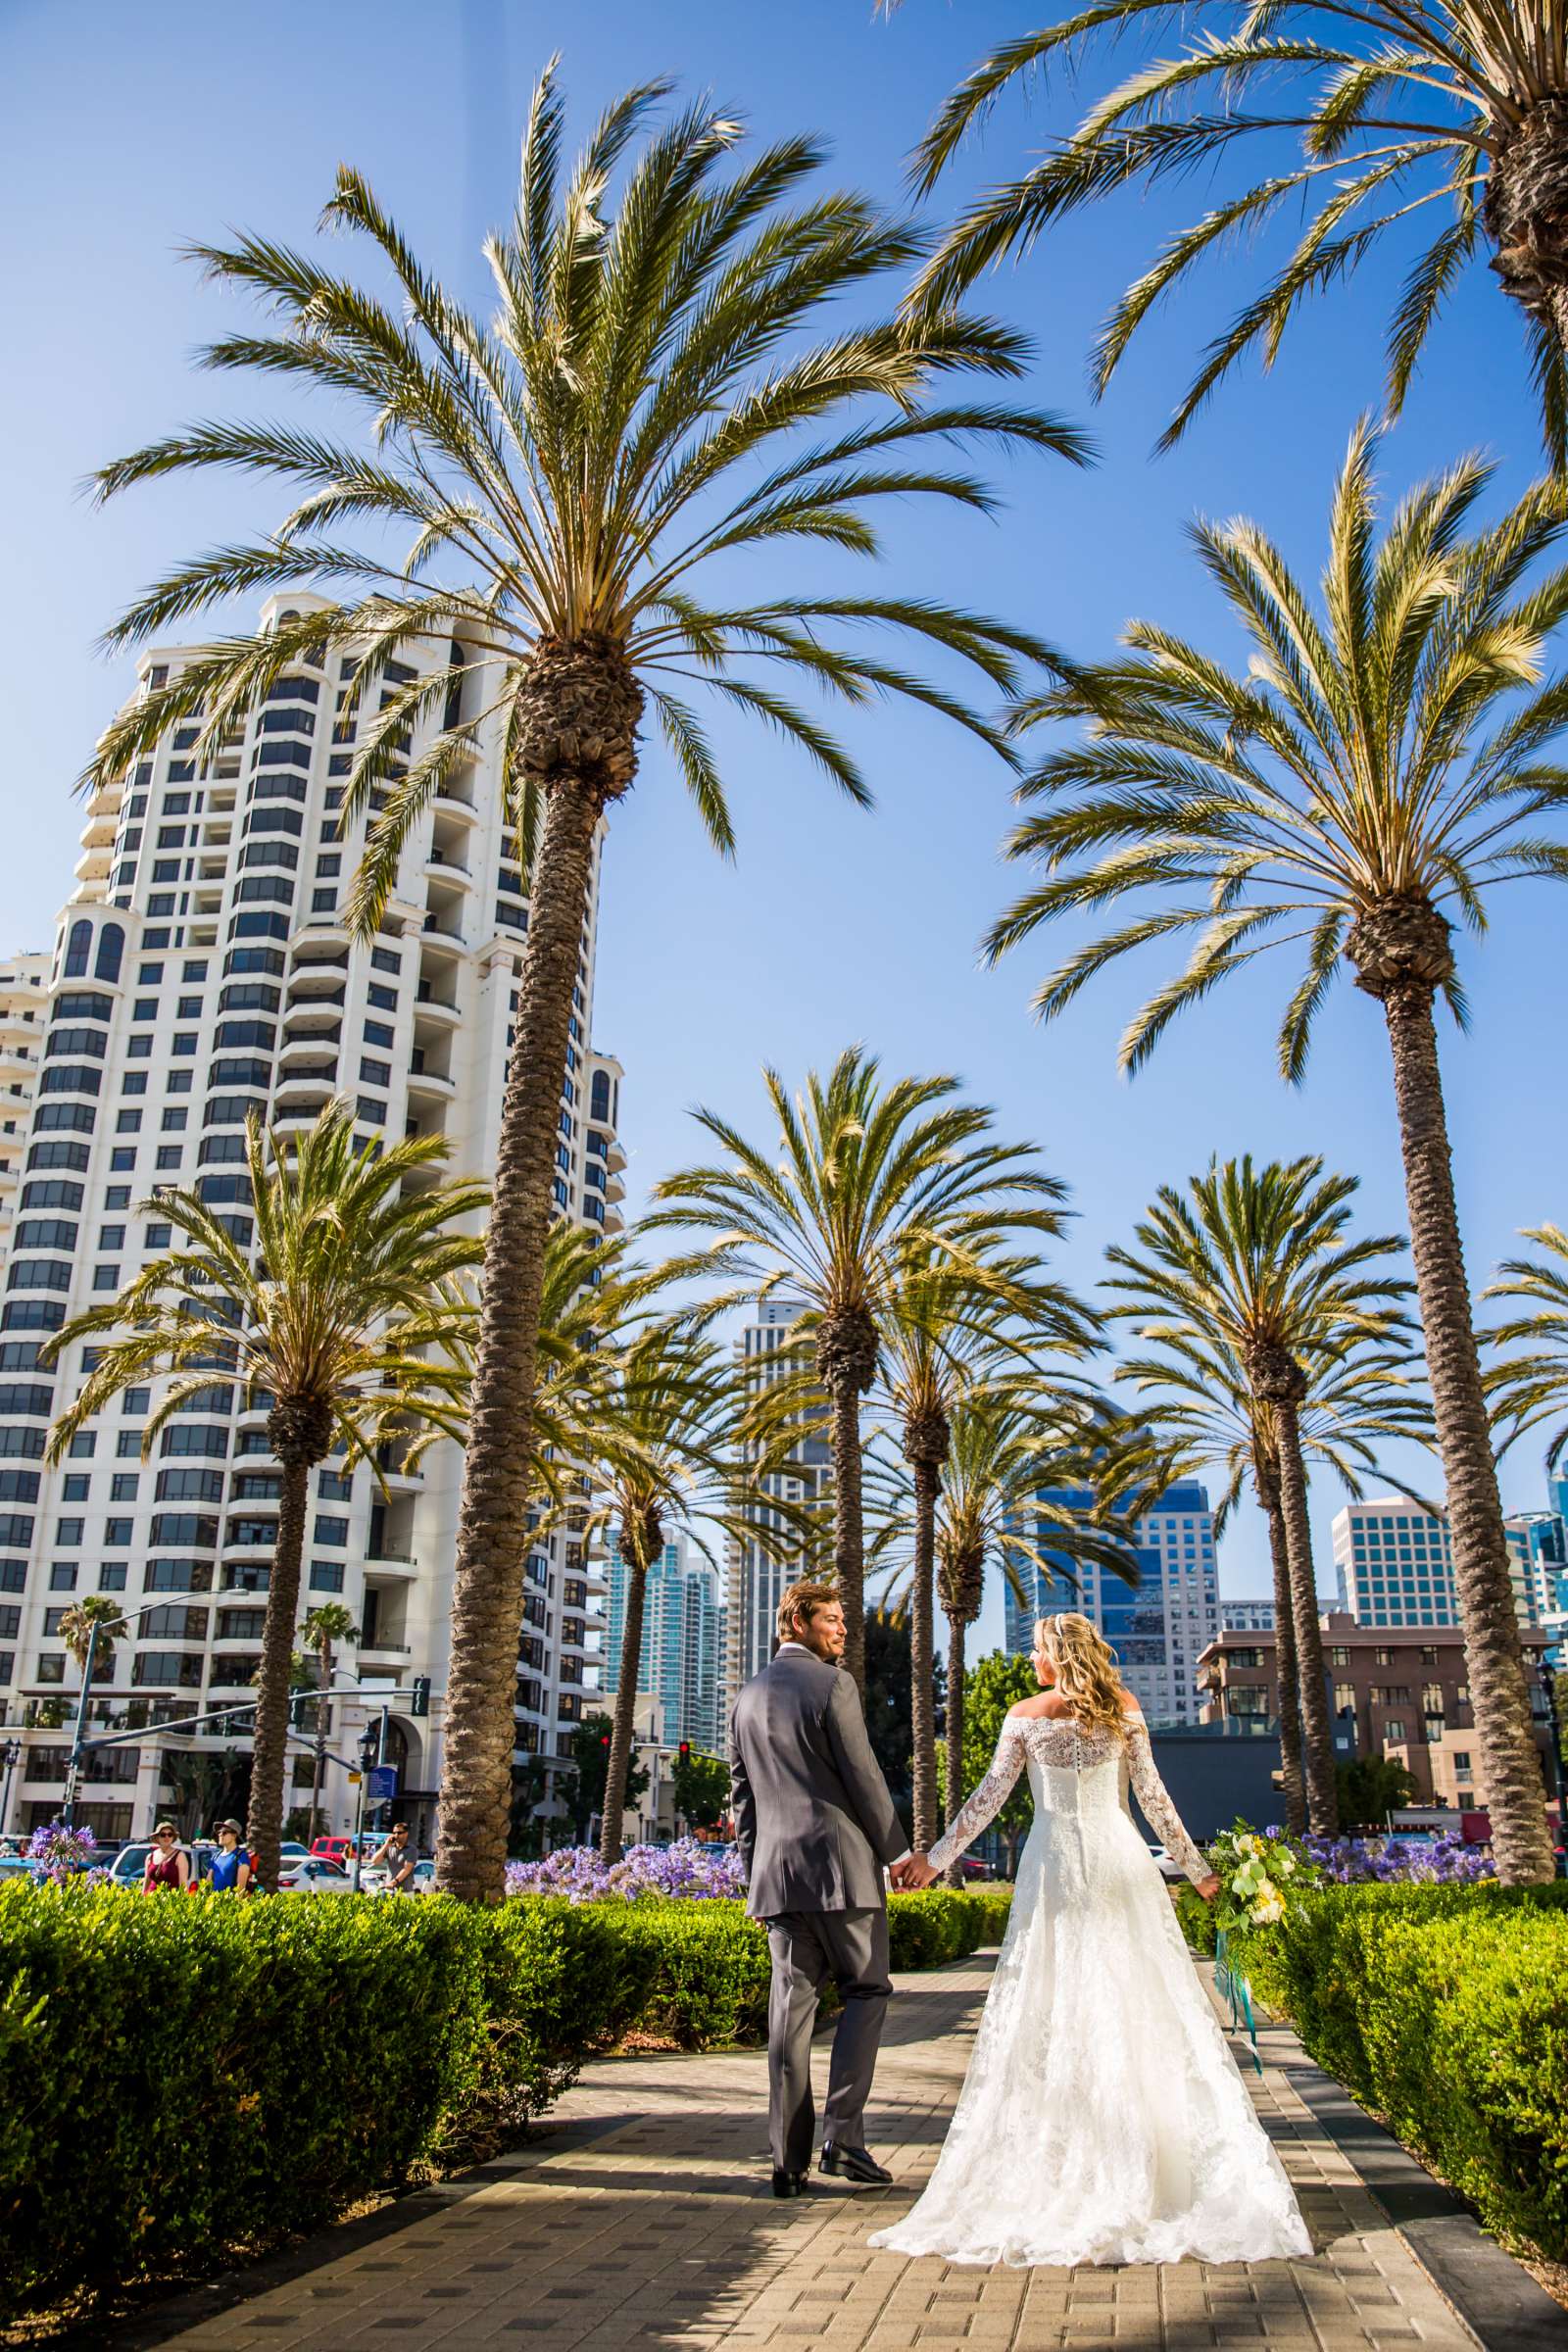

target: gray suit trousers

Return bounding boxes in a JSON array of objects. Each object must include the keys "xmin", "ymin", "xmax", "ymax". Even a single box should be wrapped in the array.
[{"xmin": 765, "ymin": 1906, "xmax": 892, "ymax": 2173}]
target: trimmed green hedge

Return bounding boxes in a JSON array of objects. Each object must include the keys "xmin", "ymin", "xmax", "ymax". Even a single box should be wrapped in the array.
[
  {"xmin": 1, "ymin": 1879, "xmax": 1012, "ymax": 2323},
  {"xmin": 1185, "ymin": 1883, "xmax": 1568, "ymax": 2261}
]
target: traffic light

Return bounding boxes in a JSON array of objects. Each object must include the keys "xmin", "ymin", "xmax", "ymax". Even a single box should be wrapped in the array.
[
  {"xmin": 411, "ymin": 1675, "xmax": 430, "ymax": 1719},
  {"xmin": 678, "ymin": 1740, "xmax": 691, "ymax": 1763},
  {"xmin": 600, "ymin": 1732, "xmax": 611, "ymax": 1749}
]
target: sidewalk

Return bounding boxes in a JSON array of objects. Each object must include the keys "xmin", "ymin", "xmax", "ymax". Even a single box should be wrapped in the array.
[{"xmin": 142, "ymin": 1948, "xmax": 1548, "ymax": 2352}]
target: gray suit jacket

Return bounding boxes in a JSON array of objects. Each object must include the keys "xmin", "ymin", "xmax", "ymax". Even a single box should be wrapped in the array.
[{"xmin": 729, "ymin": 1644, "xmax": 908, "ymax": 1919}]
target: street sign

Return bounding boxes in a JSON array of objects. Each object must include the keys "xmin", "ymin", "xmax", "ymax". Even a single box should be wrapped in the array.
[{"xmin": 368, "ymin": 1764, "xmax": 399, "ymax": 1802}]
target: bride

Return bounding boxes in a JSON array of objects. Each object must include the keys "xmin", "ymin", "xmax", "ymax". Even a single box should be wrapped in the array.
[{"xmin": 871, "ymin": 1612, "xmax": 1311, "ymax": 2269}]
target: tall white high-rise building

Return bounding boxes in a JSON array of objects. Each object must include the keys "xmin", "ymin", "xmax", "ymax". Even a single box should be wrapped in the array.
[
  {"xmin": 0, "ymin": 952, "xmax": 50, "ymax": 1260},
  {"xmin": 603, "ymin": 1532, "xmax": 726, "ymax": 1752},
  {"xmin": 0, "ymin": 593, "xmax": 623, "ymax": 1843},
  {"xmin": 1004, "ymin": 1480, "xmax": 1220, "ymax": 1725},
  {"xmin": 723, "ymin": 1298, "xmax": 828, "ymax": 1724}
]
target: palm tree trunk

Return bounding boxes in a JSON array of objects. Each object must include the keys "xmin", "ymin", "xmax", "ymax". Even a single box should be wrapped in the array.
[
  {"xmin": 250, "ymin": 1452, "xmax": 311, "ymax": 1891},
  {"xmin": 1485, "ymin": 111, "xmax": 1568, "ymax": 365},
  {"xmin": 829, "ymin": 1373, "xmax": 867, "ymax": 1690},
  {"xmin": 1259, "ymin": 1476, "xmax": 1306, "ymax": 1837},
  {"xmin": 436, "ymin": 768, "xmax": 607, "ymax": 1902},
  {"xmin": 944, "ymin": 1611, "xmax": 966, "ymax": 1888},
  {"xmin": 1373, "ymin": 978, "xmax": 1554, "ymax": 1884},
  {"xmin": 1271, "ymin": 1403, "xmax": 1339, "ymax": 1838},
  {"xmin": 909, "ymin": 1458, "xmax": 940, "ymax": 1850},
  {"xmin": 601, "ymin": 1547, "xmax": 649, "ymax": 1865}
]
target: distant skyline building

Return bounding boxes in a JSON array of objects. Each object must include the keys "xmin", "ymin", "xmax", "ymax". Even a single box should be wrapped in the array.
[
  {"xmin": 1219, "ymin": 1598, "xmax": 1276, "ymax": 1634},
  {"xmin": 603, "ymin": 1533, "xmax": 726, "ymax": 1753},
  {"xmin": 722, "ymin": 1298, "xmax": 828, "ymax": 1725},
  {"xmin": 1332, "ymin": 1499, "xmax": 1460, "ymax": 1629},
  {"xmin": 0, "ymin": 951, "xmax": 50, "ymax": 1262},
  {"xmin": 0, "ymin": 593, "xmax": 622, "ymax": 1842},
  {"xmin": 1004, "ymin": 1480, "xmax": 1219, "ymax": 1725}
]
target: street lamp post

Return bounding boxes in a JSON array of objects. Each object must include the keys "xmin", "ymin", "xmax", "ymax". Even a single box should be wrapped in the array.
[{"xmin": 0, "ymin": 1736, "xmax": 22, "ymax": 1838}]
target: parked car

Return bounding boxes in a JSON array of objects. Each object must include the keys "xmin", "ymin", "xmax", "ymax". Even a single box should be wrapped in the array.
[
  {"xmin": 310, "ymin": 1834, "xmax": 382, "ymax": 1865},
  {"xmin": 276, "ymin": 1855, "xmax": 354, "ymax": 1894},
  {"xmin": 1147, "ymin": 1843, "xmax": 1186, "ymax": 1885}
]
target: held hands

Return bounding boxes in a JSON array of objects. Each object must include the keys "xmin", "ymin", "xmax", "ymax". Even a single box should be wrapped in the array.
[
  {"xmin": 1196, "ymin": 1874, "xmax": 1221, "ymax": 1903},
  {"xmin": 892, "ymin": 1852, "xmax": 938, "ymax": 1889}
]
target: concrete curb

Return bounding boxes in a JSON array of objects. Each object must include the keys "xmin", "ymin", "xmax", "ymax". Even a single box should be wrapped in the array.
[{"xmin": 1281, "ymin": 2053, "xmax": 1568, "ymax": 2351}]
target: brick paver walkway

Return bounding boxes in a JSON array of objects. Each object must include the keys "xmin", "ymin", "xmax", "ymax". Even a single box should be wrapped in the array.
[{"xmin": 160, "ymin": 1953, "xmax": 1479, "ymax": 2351}]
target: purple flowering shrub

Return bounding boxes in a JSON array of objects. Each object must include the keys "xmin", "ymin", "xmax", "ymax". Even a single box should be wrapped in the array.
[
  {"xmin": 1301, "ymin": 1830, "xmax": 1495, "ymax": 1884},
  {"xmin": 24, "ymin": 1821, "xmax": 100, "ymax": 1884},
  {"xmin": 505, "ymin": 1837, "xmax": 745, "ymax": 1903}
]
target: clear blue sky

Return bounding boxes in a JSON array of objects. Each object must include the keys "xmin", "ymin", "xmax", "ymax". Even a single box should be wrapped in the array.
[{"xmin": 3, "ymin": 0, "xmax": 1563, "ymax": 1650}]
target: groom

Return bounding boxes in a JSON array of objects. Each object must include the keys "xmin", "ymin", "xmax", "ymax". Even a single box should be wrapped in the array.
[{"xmin": 728, "ymin": 1578, "xmax": 934, "ymax": 2199}]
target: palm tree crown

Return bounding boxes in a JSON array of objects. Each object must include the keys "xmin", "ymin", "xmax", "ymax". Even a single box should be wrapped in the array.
[
  {"xmin": 648, "ymin": 1049, "xmax": 1074, "ymax": 1688},
  {"xmin": 906, "ymin": 0, "xmax": 1568, "ymax": 455},
  {"xmin": 46, "ymin": 1108, "xmax": 484, "ymax": 1887},
  {"xmin": 86, "ymin": 65, "xmax": 1084, "ymax": 859},
  {"xmin": 987, "ymin": 422, "xmax": 1568, "ymax": 1078}
]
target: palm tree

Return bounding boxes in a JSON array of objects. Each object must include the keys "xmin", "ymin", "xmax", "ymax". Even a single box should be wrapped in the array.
[
  {"xmin": 1108, "ymin": 1332, "xmax": 1433, "ymax": 1836},
  {"xmin": 1484, "ymin": 1225, "xmax": 1568, "ymax": 1471},
  {"xmin": 301, "ymin": 1601, "xmax": 360, "ymax": 1841},
  {"xmin": 80, "ymin": 70, "xmax": 1086, "ymax": 1902},
  {"xmin": 873, "ymin": 1250, "xmax": 1100, "ymax": 1847},
  {"xmin": 648, "ymin": 1050, "xmax": 1074, "ymax": 1690},
  {"xmin": 566, "ymin": 1322, "xmax": 804, "ymax": 1864},
  {"xmin": 1103, "ymin": 1158, "xmax": 1415, "ymax": 1835},
  {"xmin": 904, "ymin": 0, "xmax": 1568, "ymax": 455},
  {"xmin": 46, "ymin": 1107, "xmax": 483, "ymax": 1890},
  {"xmin": 984, "ymin": 431, "xmax": 1567, "ymax": 1883},
  {"xmin": 57, "ymin": 1592, "xmax": 126, "ymax": 1762}
]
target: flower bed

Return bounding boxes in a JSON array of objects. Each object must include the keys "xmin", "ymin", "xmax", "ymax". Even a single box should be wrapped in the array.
[
  {"xmin": 505, "ymin": 1837, "xmax": 746, "ymax": 1901},
  {"xmin": 0, "ymin": 1876, "xmax": 1011, "ymax": 2325}
]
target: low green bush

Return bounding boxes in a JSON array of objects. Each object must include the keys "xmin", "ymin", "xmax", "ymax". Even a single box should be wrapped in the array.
[
  {"xmin": 1210, "ymin": 1881, "xmax": 1568, "ymax": 2262},
  {"xmin": 612, "ymin": 1901, "xmax": 772, "ymax": 2048},
  {"xmin": 0, "ymin": 1881, "xmax": 476, "ymax": 2326},
  {"xmin": 0, "ymin": 1879, "xmax": 1015, "ymax": 2324}
]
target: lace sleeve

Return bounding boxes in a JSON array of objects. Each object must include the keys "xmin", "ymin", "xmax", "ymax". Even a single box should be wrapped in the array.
[
  {"xmin": 1124, "ymin": 1719, "xmax": 1210, "ymax": 1886},
  {"xmin": 928, "ymin": 1718, "xmax": 1028, "ymax": 1875}
]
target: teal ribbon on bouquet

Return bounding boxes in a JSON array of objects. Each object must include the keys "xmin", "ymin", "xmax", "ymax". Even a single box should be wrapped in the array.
[{"xmin": 1212, "ymin": 1929, "xmax": 1262, "ymax": 2074}]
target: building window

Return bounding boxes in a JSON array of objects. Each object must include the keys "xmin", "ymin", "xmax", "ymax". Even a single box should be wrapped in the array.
[
  {"xmin": 48, "ymin": 1562, "xmax": 77, "ymax": 1592},
  {"xmin": 309, "ymin": 1560, "xmax": 345, "ymax": 1592},
  {"xmin": 314, "ymin": 1515, "xmax": 349, "ymax": 1546}
]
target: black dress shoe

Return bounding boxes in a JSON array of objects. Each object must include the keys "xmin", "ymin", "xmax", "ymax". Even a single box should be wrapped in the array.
[
  {"xmin": 818, "ymin": 2141, "xmax": 893, "ymax": 2185},
  {"xmin": 771, "ymin": 2167, "xmax": 808, "ymax": 2197}
]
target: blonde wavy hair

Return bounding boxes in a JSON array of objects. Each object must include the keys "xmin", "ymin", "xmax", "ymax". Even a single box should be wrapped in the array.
[{"xmin": 1033, "ymin": 1612, "xmax": 1129, "ymax": 1741}]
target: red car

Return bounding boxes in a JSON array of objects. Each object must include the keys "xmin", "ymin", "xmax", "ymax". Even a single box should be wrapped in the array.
[{"xmin": 310, "ymin": 1835, "xmax": 376, "ymax": 1865}]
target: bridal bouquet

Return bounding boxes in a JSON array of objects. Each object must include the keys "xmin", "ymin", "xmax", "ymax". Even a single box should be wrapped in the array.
[{"xmin": 1206, "ymin": 1826, "xmax": 1315, "ymax": 1929}]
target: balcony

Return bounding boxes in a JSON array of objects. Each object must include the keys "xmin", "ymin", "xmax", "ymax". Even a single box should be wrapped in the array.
[
  {"xmin": 419, "ymin": 915, "xmax": 466, "ymax": 955},
  {"xmin": 414, "ymin": 988, "xmax": 461, "ymax": 1028},
  {"xmin": 407, "ymin": 1055, "xmax": 455, "ymax": 1103},
  {"xmin": 281, "ymin": 1030, "xmax": 343, "ymax": 1067},
  {"xmin": 289, "ymin": 936, "xmax": 350, "ymax": 980},
  {"xmin": 433, "ymin": 785, "xmax": 478, "ymax": 822},
  {"xmin": 273, "ymin": 1060, "xmax": 338, "ymax": 1095},
  {"xmin": 283, "ymin": 982, "xmax": 345, "ymax": 1018},
  {"xmin": 424, "ymin": 848, "xmax": 472, "ymax": 890}
]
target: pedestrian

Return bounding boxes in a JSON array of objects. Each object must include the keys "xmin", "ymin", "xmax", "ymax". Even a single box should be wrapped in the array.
[
  {"xmin": 368, "ymin": 1819, "xmax": 416, "ymax": 1891},
  {"xmin": 208, "ymin": 1818, "xmax": 252, "ymax": 1894},
  {"xmin": 142, "ymin": 1822, "xmax": 192, "ymax": 1892}
]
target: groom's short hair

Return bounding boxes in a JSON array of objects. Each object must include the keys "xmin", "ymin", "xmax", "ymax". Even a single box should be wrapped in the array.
[{"xmin": 776, "ymin": 1579, "xmax": 840, "ymax": 1643}]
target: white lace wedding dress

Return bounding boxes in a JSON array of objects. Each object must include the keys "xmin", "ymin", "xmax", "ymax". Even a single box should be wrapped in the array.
[{"xmin": 869, "ymin": 1708, "xmax": 1311, "ymax": 2269}]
